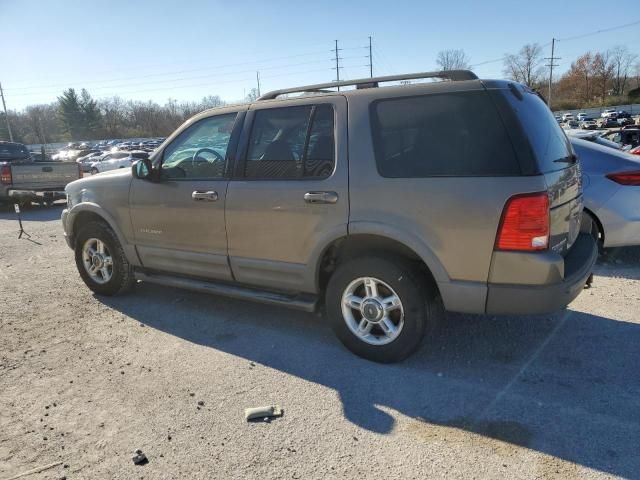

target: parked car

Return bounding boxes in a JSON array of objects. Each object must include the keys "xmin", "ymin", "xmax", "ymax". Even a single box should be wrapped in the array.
[
  {"xmin": 562, "ymin": 113, "xmax": 575, "ymax": 122},
  {"xmin": 1, "ymin": 141, "xmax": 81, "ymax": 206},
  {"xmin": 576, "ymin": 112, "xmax": 588, "ymax": 121},
  {"xmin": 602, "ymin": 128, "xmax": 640, "ymax": 149},
  {"xmin": 565, "ymin": 119, "xmax": 579, "ymax": 129},
  {"xmin": 565, "ymin": 129, "xmax": 623, "ymax": 151},
  {"xmin": 77, "ymin": 151, "xmax": 106, "ymax": 172},
  {"xmin": 599, "ymin": 117, "xmax": 619, "ymax": 128},
  {"xmin": 617, "ymin": 117, "xmax": 634, "ymax": 127},
  {"xmin": 89, "ymin": 151, "xmax": 149, "ymax": 174},
  {"xmin": 617, "ymin": 110, "xmax": 632, "ymax": 119},
  {"xmin": 580, "ymin": 118, "xmax": 597, "ymax": 130},
  {"xmin": 601, "ymin": 109, "xmax": 618, "ymax": 118},
  {"xmin": 573, "ymin": 137, "xmax": 640, "ymax": 248},
  {"xmin": 62, "ymin": 72, "xmax": 597, "ymax": 362}
]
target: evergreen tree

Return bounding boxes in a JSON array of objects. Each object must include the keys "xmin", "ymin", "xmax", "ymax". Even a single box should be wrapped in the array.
[
  {"xmin": 80, "ymin": 88, "xmax": 101, "ymax": 138},
  {"xmin": 57, "ymin": 88, "xmax": 84, "ymax": 140}
]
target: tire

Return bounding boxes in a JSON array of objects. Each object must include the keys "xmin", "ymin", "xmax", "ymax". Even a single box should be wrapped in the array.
[
  {"xmin": 91, "ymin": 167, "xmax": 99, "ymax": 175},
  {"xmin": 325, "ymin": 256, "xmax": 432, "ymax": 363},
  {"xmin": 74, "ymin": 221, "xmax": 134, "ymax": 296}
]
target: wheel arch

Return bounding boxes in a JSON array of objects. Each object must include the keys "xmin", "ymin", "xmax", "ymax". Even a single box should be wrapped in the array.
[{"xmin": 315, "ymin": 232, "xmax": 446, "ymax": 298}]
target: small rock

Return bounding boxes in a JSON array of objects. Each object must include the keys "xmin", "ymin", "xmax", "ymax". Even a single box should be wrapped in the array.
[
  {"xmin": 197, "ymin": 400, "xmax": 205, "ymax": 406},
  {"xmin": 189, "ymin": 393, "xmax": 195, "ymax": 397},
  {"xmin": 132, "ymin": 449, "xmax": 148, "ymax": 466},
  {"xmin": 167, "ymin": 435, "xmax": 172, "ymax": 441}
]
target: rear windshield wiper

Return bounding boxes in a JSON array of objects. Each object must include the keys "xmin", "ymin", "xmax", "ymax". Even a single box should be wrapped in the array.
[{"xmin": 554, "ymin": 154, "xmax": 577, "ymax": 164}]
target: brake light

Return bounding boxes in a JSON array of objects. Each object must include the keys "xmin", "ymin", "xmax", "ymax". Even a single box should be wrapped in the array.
[
  {"xmin": 606, "ymin": 170, "xmax": 640, "ymax": 186},
  {"xmin": 0, "ymin": 164, "xmax": 11, "ymax": 185},
  {"xmin": 629, "ymin": 146, "xmax": 640, "ymax": 156},
  {"xmin": 495, "ymin": 192, "xmax": 549, "ymax": 251}
]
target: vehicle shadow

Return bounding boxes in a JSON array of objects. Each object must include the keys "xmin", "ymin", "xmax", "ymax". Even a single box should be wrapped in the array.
[
  {"xmin": 100, "ymin": 284, "xmax": 640, "ymax": 477},
  {"xmin": 0, "ymin": 202, "xmax": 64, "ymax": 222}
]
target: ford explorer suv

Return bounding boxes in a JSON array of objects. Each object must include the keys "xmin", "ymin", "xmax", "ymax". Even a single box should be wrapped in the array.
[
  {"xmin": 61, "ymin": 71, "xmax": 597, "ymax": 362},
  {"xmin": 1, "ymin": 141, "xmax": 81, "ymax": 206}
]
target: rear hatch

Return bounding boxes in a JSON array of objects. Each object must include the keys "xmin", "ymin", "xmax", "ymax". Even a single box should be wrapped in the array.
[{"xmin": 488, "ymin": 83, "xmax": 583, "ymax": 255}]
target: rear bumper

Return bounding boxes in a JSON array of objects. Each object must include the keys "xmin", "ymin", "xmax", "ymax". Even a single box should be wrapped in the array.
[
  {"xmin": 3, "ymin": 189, "xmax": 66, "ymax": 202},
  {"xmin": 485, "ymin": 233, "xmax": 598, "ymax": 315}
]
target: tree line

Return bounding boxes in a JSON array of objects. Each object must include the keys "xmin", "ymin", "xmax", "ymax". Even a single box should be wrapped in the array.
[
  {"xmin": 0, "ymin": 88, "xmax": 226, "ymax": 145},
  {"xmin": 435, "ymin": 45, "xmax": 639, "ymax": 110},
  {"xmin": 1, "ymin": 45, "xmax": 639, "ymax": 145}
]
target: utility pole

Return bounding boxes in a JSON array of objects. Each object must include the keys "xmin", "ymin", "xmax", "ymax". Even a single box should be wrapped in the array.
[
  {"xmin": 333, "ymin": 40, "xmax": 342, "ymax": 91},
  {"xmin": 368, "ymin": 36, "xmax": 373, "ymax": 78},
  {"xmin": 256, "ymin": 71, "xmax": 261, "ymax": 97},
  {"xmin": 0, "ymin": 82, "xmax": 14, "ymax": 142},
  {"xmin": 544, "ymin": 38, "xmax": 560, "ymax": 108}
]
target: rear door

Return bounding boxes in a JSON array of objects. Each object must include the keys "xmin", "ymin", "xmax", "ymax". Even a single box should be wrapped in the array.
[{"xmin": 225, "ymin": 96, "xmax": 348, "ymax": 293}]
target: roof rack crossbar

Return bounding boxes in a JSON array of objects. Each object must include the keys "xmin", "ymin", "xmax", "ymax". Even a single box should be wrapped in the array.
[{"xmin": 257, "ymin": 70, "xmax": 477, "ymax": 100}]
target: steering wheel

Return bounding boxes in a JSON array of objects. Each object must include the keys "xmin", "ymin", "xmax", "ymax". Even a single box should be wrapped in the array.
[{"xmin": 192, "ymin": 148, "xmax": 224, "ymax": 167}]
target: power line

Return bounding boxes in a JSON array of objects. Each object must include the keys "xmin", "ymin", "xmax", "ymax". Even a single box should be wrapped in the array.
[
  {"xmin": 556, "ymin": 19, "xmax": 640, "ymax": 42},
  {"xmin": 332, "ymin": 40, "xmax": 342, "ymax": 90}
]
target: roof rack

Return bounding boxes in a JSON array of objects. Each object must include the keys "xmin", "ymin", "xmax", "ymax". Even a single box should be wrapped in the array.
[{"xmin": 257, "ymin": 70, "xmax": 478, "ymax": 101}]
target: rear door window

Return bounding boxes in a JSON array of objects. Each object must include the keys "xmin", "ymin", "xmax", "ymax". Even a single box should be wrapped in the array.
[{"xmin": 370, "ymin": 91, "xmax": 519, "ymax": 177}]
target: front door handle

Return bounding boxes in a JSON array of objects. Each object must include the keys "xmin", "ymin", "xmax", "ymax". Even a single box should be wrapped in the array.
[
  {"xmin": 304, "ymin": 191, "xmax": 338, "ymax": 204},
  {"xmin": 192, "ymin": 190, "xmax": 218, "ymax": 202}
]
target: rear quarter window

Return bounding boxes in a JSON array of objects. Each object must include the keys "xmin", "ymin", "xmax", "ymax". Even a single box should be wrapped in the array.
[
  {"xmin": 498, "ymin": 85, "xmax": 573, "ymax": 173},
  {"xmin": 370, "ymin": 90, "xmax": 519, "ymax": 177}
]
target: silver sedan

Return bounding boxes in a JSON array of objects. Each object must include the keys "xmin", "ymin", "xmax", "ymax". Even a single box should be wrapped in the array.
[{"xmin": 572, "ymin": 137, "xmax": 640, "ymax": 248}]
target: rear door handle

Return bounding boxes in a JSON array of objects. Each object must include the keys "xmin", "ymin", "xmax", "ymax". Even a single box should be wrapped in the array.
[
  {"xmin": 304, "ymin": 191, "xmax": 338, "ymax": 204},
  {"xmin": 192, "ymin": 190, "xmax": 218, "ymax": 201}
]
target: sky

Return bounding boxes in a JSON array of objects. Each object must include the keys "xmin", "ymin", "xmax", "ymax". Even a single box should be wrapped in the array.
[{"xmin": 1, "ymin": 0, "xmax": 639, "ymax": 111}]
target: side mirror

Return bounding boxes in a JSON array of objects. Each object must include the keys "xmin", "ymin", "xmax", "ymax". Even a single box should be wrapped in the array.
[{"xmin": 132, "ymin": 158, "xmax": 153, "ymax": 180}]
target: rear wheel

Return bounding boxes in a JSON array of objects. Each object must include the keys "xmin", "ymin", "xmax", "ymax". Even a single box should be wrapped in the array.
[
  {"xmin": 74, "ymin": 221, "xmax": 134, "ymax": 296},
  {"xmin": 325, "ymin": 256, "xmax": 433, "ymax": 363},
  {"xmin": 90, "ymin": 167, "xmax": 99, "ymax": 175}
]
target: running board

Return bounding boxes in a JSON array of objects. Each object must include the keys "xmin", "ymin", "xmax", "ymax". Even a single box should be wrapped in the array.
[{"xmin": 134, "ymin": 271, "xmax": 318, "ymax": 313}]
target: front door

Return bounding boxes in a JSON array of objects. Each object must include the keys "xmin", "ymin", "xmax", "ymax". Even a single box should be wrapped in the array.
[
  {"xmin": 129, "ymin": 110, "xmax": 241, "ymax": 281},
  {"xmin": 225, "ymin": 97, "xmax": 348, "ymax": 293}
]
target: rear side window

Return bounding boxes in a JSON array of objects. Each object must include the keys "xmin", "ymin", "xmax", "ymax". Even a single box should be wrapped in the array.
[
  {"xmin": 500, "ymin": 86, "xmax": 573, "ymax": 173},
  {"xmin": 370, "ymin": 91, "xmax": 519, "ymax": 177},
  {"xmin": 245, "ymin": 104, "xmax": 335, "ymax": 179}
]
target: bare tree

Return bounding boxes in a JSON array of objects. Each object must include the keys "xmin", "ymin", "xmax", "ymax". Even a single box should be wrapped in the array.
[
  {"xmin": 503, "ymin": 43, "xmax": 546, "ymax": 87},
  {"xmin": 592, "ymin": 51, "xmax": 615, "ymax": 102},
  {"xmin": 610, "ymin": 45, "xmax": 638, "ymax": 95},
  {"xmin": 436, "ymin": 49, "xmax": 471, "ymax": 71}
]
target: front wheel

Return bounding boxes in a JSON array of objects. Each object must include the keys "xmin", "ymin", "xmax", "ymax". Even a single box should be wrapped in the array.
[
  {"xmin": 325, "ymin": 256, "xmax": 433, "ymax": 363},
  {"xmin": 90, "ymin": 167, "xmax": 99, "ymax": 175},
  {"xmin": 74, "ymin": 221, "xmax": 134, "ymax": 296}
]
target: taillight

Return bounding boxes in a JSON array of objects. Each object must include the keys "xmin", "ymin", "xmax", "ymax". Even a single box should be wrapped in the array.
[
  {"xmin": 495, "ymin": 192, "xmax": 549, "ymax": 251},
  {"xmin": 606, "ymin": 170, "xmax": 640, "ymax": 186},
  {"xmin": 629, "ymin": 147, "xmax": 640, "ymax": 156},
  {"xmin": 0, "ymin": 164, "xmax": 11, "ymax": 185}
]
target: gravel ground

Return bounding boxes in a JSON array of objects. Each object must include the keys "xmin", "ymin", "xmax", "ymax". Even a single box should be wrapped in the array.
[{"xmin": 1, "ymin": 204, "xmax": 639, "ymax": 480}]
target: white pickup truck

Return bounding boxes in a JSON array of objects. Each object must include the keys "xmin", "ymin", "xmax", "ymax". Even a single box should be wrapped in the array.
[{"xmin": 0, "ymin": 141, "xmax": 81, "ymax": 206}]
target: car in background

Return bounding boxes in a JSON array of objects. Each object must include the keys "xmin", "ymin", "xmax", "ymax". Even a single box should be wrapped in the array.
[
  {"xmin": 565, "ymin": 129, "xmax": 623, "ymax": 151},
  {"xmin": 599, "ymin": 117, "xmax": 618, "ymax": 129},
  {"xmin": 601, "ymin": 109, "xmax": 618, "ymax": 118},
  {"xmin": 617, "ymin": 117, "xmax": 634, "ymax": 127},
  {"xmin": 565, "ymin": 119, "xmax": 579, "ymax": 129},
  {"xmin": 77, "ymin": 151, "xmax": 106, "ymax": 172},
  {"xmin": 602, "ymin": 128, "xmax": 640, "ymax": 149},
  {"xmin": 580, "ymin": 118, "xmax": 597, "ymax": 130},
  {"xmin": 554, "ymin": 115, "xmax": 562, "ymax": 123},
  {"xmin": 577, "ymin": 112, "xmax": 588, "ymax": 121},
  {"xmin": 562, "ymin": 113, "xmax": 575, "ymax": 122},
  {"xmin": 617, "ymin": 111, "xmax": 632, "ymax": 119},
  {"xmin": 89, "ymin": 150, "xmax": 149, "ymax": 174},
  {"xmin": 573, "ymin": 137, "xmax": 640, "ymax": 248}
]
